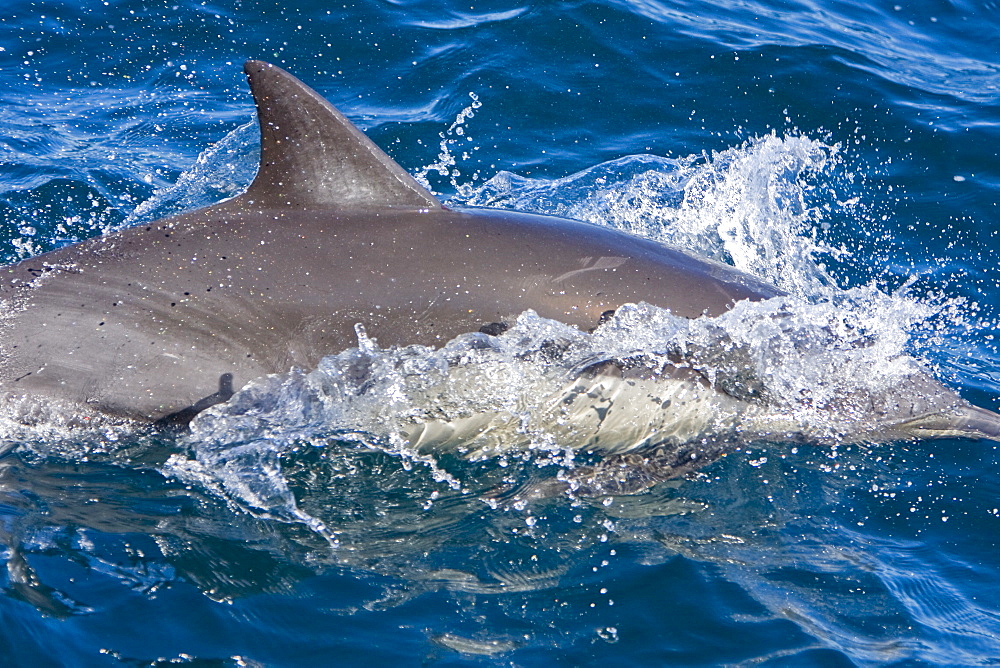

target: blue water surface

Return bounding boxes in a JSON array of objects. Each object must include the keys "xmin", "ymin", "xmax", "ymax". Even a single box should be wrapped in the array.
[{"xmin": 1, "ymin": 0, "xmax": 1000, "ymax": 665}]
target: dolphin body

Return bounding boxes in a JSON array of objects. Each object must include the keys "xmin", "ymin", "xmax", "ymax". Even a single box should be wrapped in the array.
[{"xmin": 1, "ymin": 61, "xmax": 998, "ymax": 462}]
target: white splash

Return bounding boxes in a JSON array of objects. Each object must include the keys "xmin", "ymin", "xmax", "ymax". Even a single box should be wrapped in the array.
[{"xmin": 122, "ymin": 120, "xmax": 259, "ymax": 227}]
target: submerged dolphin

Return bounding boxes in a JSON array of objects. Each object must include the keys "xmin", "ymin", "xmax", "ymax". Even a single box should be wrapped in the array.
[{"xmin": 0, "ymin": 60, "xmax": 997, "ymax": 460}]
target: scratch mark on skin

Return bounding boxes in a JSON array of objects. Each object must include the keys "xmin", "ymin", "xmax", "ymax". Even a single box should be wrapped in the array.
[{"xmin": 553, "ymin": 256, "xmax": 627, "ymax": 283}]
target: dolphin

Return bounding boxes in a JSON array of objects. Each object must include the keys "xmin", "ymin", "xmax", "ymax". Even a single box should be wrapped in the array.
[{"xmin": 0, "ymin": 60, "xmax": 998, "ymax": 463}]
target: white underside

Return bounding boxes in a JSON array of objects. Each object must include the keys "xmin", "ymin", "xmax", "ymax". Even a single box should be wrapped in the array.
[{"xmin": 401, "ymin": 370, "xmax": 755, "ymax": 458}]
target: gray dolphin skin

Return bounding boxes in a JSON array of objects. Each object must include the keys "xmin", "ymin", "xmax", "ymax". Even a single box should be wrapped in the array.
[{"xmin": 1, "ymin": 60, "xmax": 998, "ymax": 454}]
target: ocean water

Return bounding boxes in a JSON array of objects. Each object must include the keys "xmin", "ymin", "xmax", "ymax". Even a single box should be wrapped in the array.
[{"xmin": 1, "ymin": 0, "xmax": 1000, "ymax": 665}]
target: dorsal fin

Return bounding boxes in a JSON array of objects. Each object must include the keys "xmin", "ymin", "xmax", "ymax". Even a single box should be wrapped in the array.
[{"xmin": 240, "ymin": 60, "xmax": 440, "ymax": 210}]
